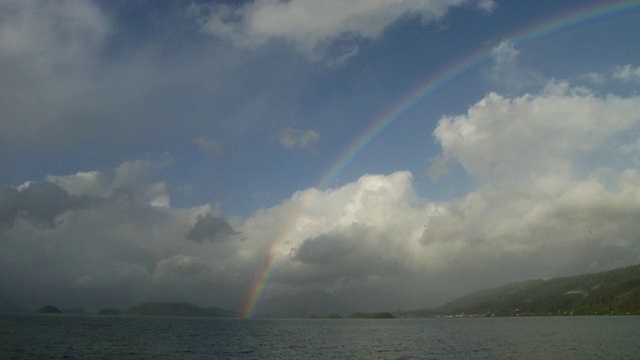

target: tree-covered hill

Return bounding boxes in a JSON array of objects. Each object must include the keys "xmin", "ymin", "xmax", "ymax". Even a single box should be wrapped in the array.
[{"xmin": 407, "ymin": 264, "xmax": 640, "ymax": 317}]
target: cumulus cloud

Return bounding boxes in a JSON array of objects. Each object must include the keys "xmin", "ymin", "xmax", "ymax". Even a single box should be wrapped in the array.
[
  {"xmin": 433, "ymin": 81, "xmax": 640, "ymax": 180},
  {"xmin": 46, "ymin": 171, "xmax": 111, "ymax": 197},
  {"xmin": 186, "ymin": 213, "xmax": 238, "ymax": 243},
  {"xmin": 190, "ymin": 0, "xmax": 495, "ymax": 63},
  {"xmin": 114, "ymin": 154, "xmax": 174, "ymax": 189},
  {"xmin": 0, "ymin": 181, "xmax": 97, "ymax": 230},
  {"xmin": 278, "ymin": 127, "xmax": 320, "ymax": 150}
]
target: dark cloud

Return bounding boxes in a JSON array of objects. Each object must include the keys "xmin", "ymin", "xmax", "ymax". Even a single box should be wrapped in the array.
[
  {"xmin": 0, "ymin": 181, "xmax": 97, "ymax": 230},
  {"xmin": 0, "ymin": 184, "xmax": 20, "ymax": 230},
  {"xmin": 292, "ymin": 224, "xmax": 404, "ymax": 283},
  {"xmin": 186, "ymin": 213, "xmax": 237, "ymax": 243},
  {"xmin": 294, "ymin": 232, "xmax": 353, "ymax": 265}
]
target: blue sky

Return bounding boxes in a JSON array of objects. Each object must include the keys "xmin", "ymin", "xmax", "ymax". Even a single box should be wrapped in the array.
[{"xmin": 1, "ymin": 0, "xmax": 640, "ymax": 315}]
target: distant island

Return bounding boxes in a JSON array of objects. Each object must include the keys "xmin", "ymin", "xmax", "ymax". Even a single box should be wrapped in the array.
[
  {"xmin": 25, "ymin": 302, "xmax": 238, "ymax": 318},
  {"xmin": 308, "ymin": 312, "xmax": 392, "ymax": 319},
  {"xmin": 36, "ymin": 305, "xmax": 62, "ymax": 314},
  {"xmin": 349, "ymin": 312, "xmax": 395, "ymax": 319},
  {"xmin": 126, "ymin": 302, "xmax": 239, "ymax": 318},
  {"xmin": 98, "ymin": 308, "xmax": 122, "ymax": 315}
]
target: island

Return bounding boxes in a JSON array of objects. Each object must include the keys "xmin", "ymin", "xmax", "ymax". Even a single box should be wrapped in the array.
[{"xmin": 36, "ymin": 305, "xmax": 62, "ymax": 314}]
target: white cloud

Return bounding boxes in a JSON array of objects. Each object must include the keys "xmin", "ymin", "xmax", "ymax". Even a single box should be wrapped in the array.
[
  {"xmin": 193, "ymin": 136, "xmax": 224, "ymax": 156},
  {"xmin": 476, "ymin": 0, "xmax": 497, "ymax": 13},
  {"xmin": 190, "ymin": 0, "xmax": 493, "ymax": 63},
  {"xmin": 582, "ymin": 72, "xmax": 606, "ymax": 85},
  {"xmin": 0, "ymin": 0, "xmax": 110, "ymax": 58},
  {"xmin": 433, "ymin": 81, "xmax": 640, "ymax": 180},
  {"xmin": 278, "ymin": 127, "xmax": 320, "ymax": 150},
  {"xmin": 613, "ymin": 64, "xmax": 640, "ymax": 82},
  {"xmin": 580, "ymin": 64, "xmax": 640, "ymax": 85},
  {"xmin": 46, "ymin": 171, "xmax": 110, "ymax": 197},
  {"xmin": 489, "ymin": 40, "xmax": 544, "ymax": 91},
  {"xmin": 113, "ymin": 154, "xmax": 174, "ymax": 189}
]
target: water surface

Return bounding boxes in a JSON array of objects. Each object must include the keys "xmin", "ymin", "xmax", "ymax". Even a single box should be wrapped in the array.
[{"xmin": 1, "ymin": 315, "xmax": 638, "ymax": 359}]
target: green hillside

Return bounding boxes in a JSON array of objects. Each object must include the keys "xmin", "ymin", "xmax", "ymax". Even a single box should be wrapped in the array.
[{"xmin": 409, "ymin": 265, "xmax": 640, "ymax": 317}]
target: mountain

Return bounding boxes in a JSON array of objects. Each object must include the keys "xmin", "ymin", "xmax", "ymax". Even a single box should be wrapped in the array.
[
  {"xmin": 407, "ymin": 264, "xmax": 640, "ymax": 317},
  {"xmin": 349, "ymin": 312, "xmax": 395, "ymax": 319},
  {"xmin": 98, "ymin": 308, "xmax": 122, "ymax": 315},
  {"xmin": 126, "ymin": 302, "xmax": 238, "ymax": 317}
]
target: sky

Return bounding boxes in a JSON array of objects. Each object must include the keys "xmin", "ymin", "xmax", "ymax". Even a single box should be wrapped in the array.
[{"xmin": 1, "ymin": 0, "xmax": 640, "ymax": 316}]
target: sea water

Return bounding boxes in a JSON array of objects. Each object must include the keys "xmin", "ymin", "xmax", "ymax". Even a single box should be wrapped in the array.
[{"xmin": 1, "ymin": 314, "xmax": 638, "ymax": 359}]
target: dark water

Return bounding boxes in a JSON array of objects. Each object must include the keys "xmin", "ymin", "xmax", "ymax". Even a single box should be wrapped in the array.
[{"xmin": 1, "ymin": 315, "xmax": 638, "ymax": 359}]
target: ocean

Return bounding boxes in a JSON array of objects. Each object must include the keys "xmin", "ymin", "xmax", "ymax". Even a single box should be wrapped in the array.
[{"xmin": 1, "ymin": 314, "xmax": 638, "ymax": 359}]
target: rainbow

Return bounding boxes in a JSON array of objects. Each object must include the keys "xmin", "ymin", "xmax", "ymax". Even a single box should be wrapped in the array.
[{"xmin": 240, "ymin": 0, "xmax": 640, "ymax": 318}]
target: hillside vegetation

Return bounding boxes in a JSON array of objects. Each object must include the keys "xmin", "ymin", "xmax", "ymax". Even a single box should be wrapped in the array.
[{"xmin": 409, "ymin": 265, "xmax": 640, "ymax": 317}]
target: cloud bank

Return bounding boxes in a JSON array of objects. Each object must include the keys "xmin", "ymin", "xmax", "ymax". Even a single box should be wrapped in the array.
[{"xmin": 2, "ymin": 79, "xmax": 640, "ymax": 314}]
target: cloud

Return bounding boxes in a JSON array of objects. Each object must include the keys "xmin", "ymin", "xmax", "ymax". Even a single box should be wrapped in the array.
[
  {"xmin": 582, "ymin": 72, "xmax": 606, "ymax": 85},
  {"xmin": 253, "ymin": 82, "xmax": 640, "ymax": 311},
  {"xmin": 193, "ymin": 136, "xmax": 224, "ymax": 157},
  {"xmin": 0, "ymin": 184, "xmax": 20, "ymax": 230},
  {"xmin": 580, "ymin": 64, "xmax": 640, "ymax": 85},
  {"xmin": 0, "ymin": 0, "xmax": 301, "ymax": 161},
  {"xmin": 422, "ymin": 82, "xmax": 640, "ymax": 276},
  {"xmin": 612, "ymin": 64, "xmax": 640, "ymax": 82},
  {"xmin": 113, "ymin": 154, "xmax": 174, "ymax": 189},
  {"xmin": 278, "ymin": 127, "xmax": 320, "ymax": 150},
  {"xmin": 186, "ymin": 213, "xmax": 238, "ymax": 243},
  {"xmin": 489, "ymin": 40, "xmax": 544, "ymax": 92},
  {"xmin": 427, "ymin": 154, "xmax": 450, "ymax": 181},
  {"xmin": 72, "ymin": 263, "xmax": 150, "ymax": 292},
  {"xmin": 190, "ymin": 0, "xmax": 495, "ymax": 63},
  {"xmin": 0, "ymin": 0, "xmax": 110, "ymax": 58},
  {"xmin": 433, "ymin": 81, "xmax": 640, "ymax": 180},
  {"xmin": 0, "ymin": 165, "xmax": 243, "ymax": 309},
  {"xmin": 46, "ymin": 171, "xmax": 111, "ymax": 197},
  {"xmin": 476, "ymin": 0, "xmax": 497, "ymax": 13},
  {"xmin": 0, "ymin": 181, "xmax": 98, "ymax": 230},
  {"xmin": 0, "ymin": 0, "xmax": 111, "ymax": 147}
]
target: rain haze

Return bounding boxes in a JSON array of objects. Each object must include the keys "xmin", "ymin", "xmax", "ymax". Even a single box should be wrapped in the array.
[{"xmin": 1, "ymin": 0, "xmax": 640, "ymax": 317}]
